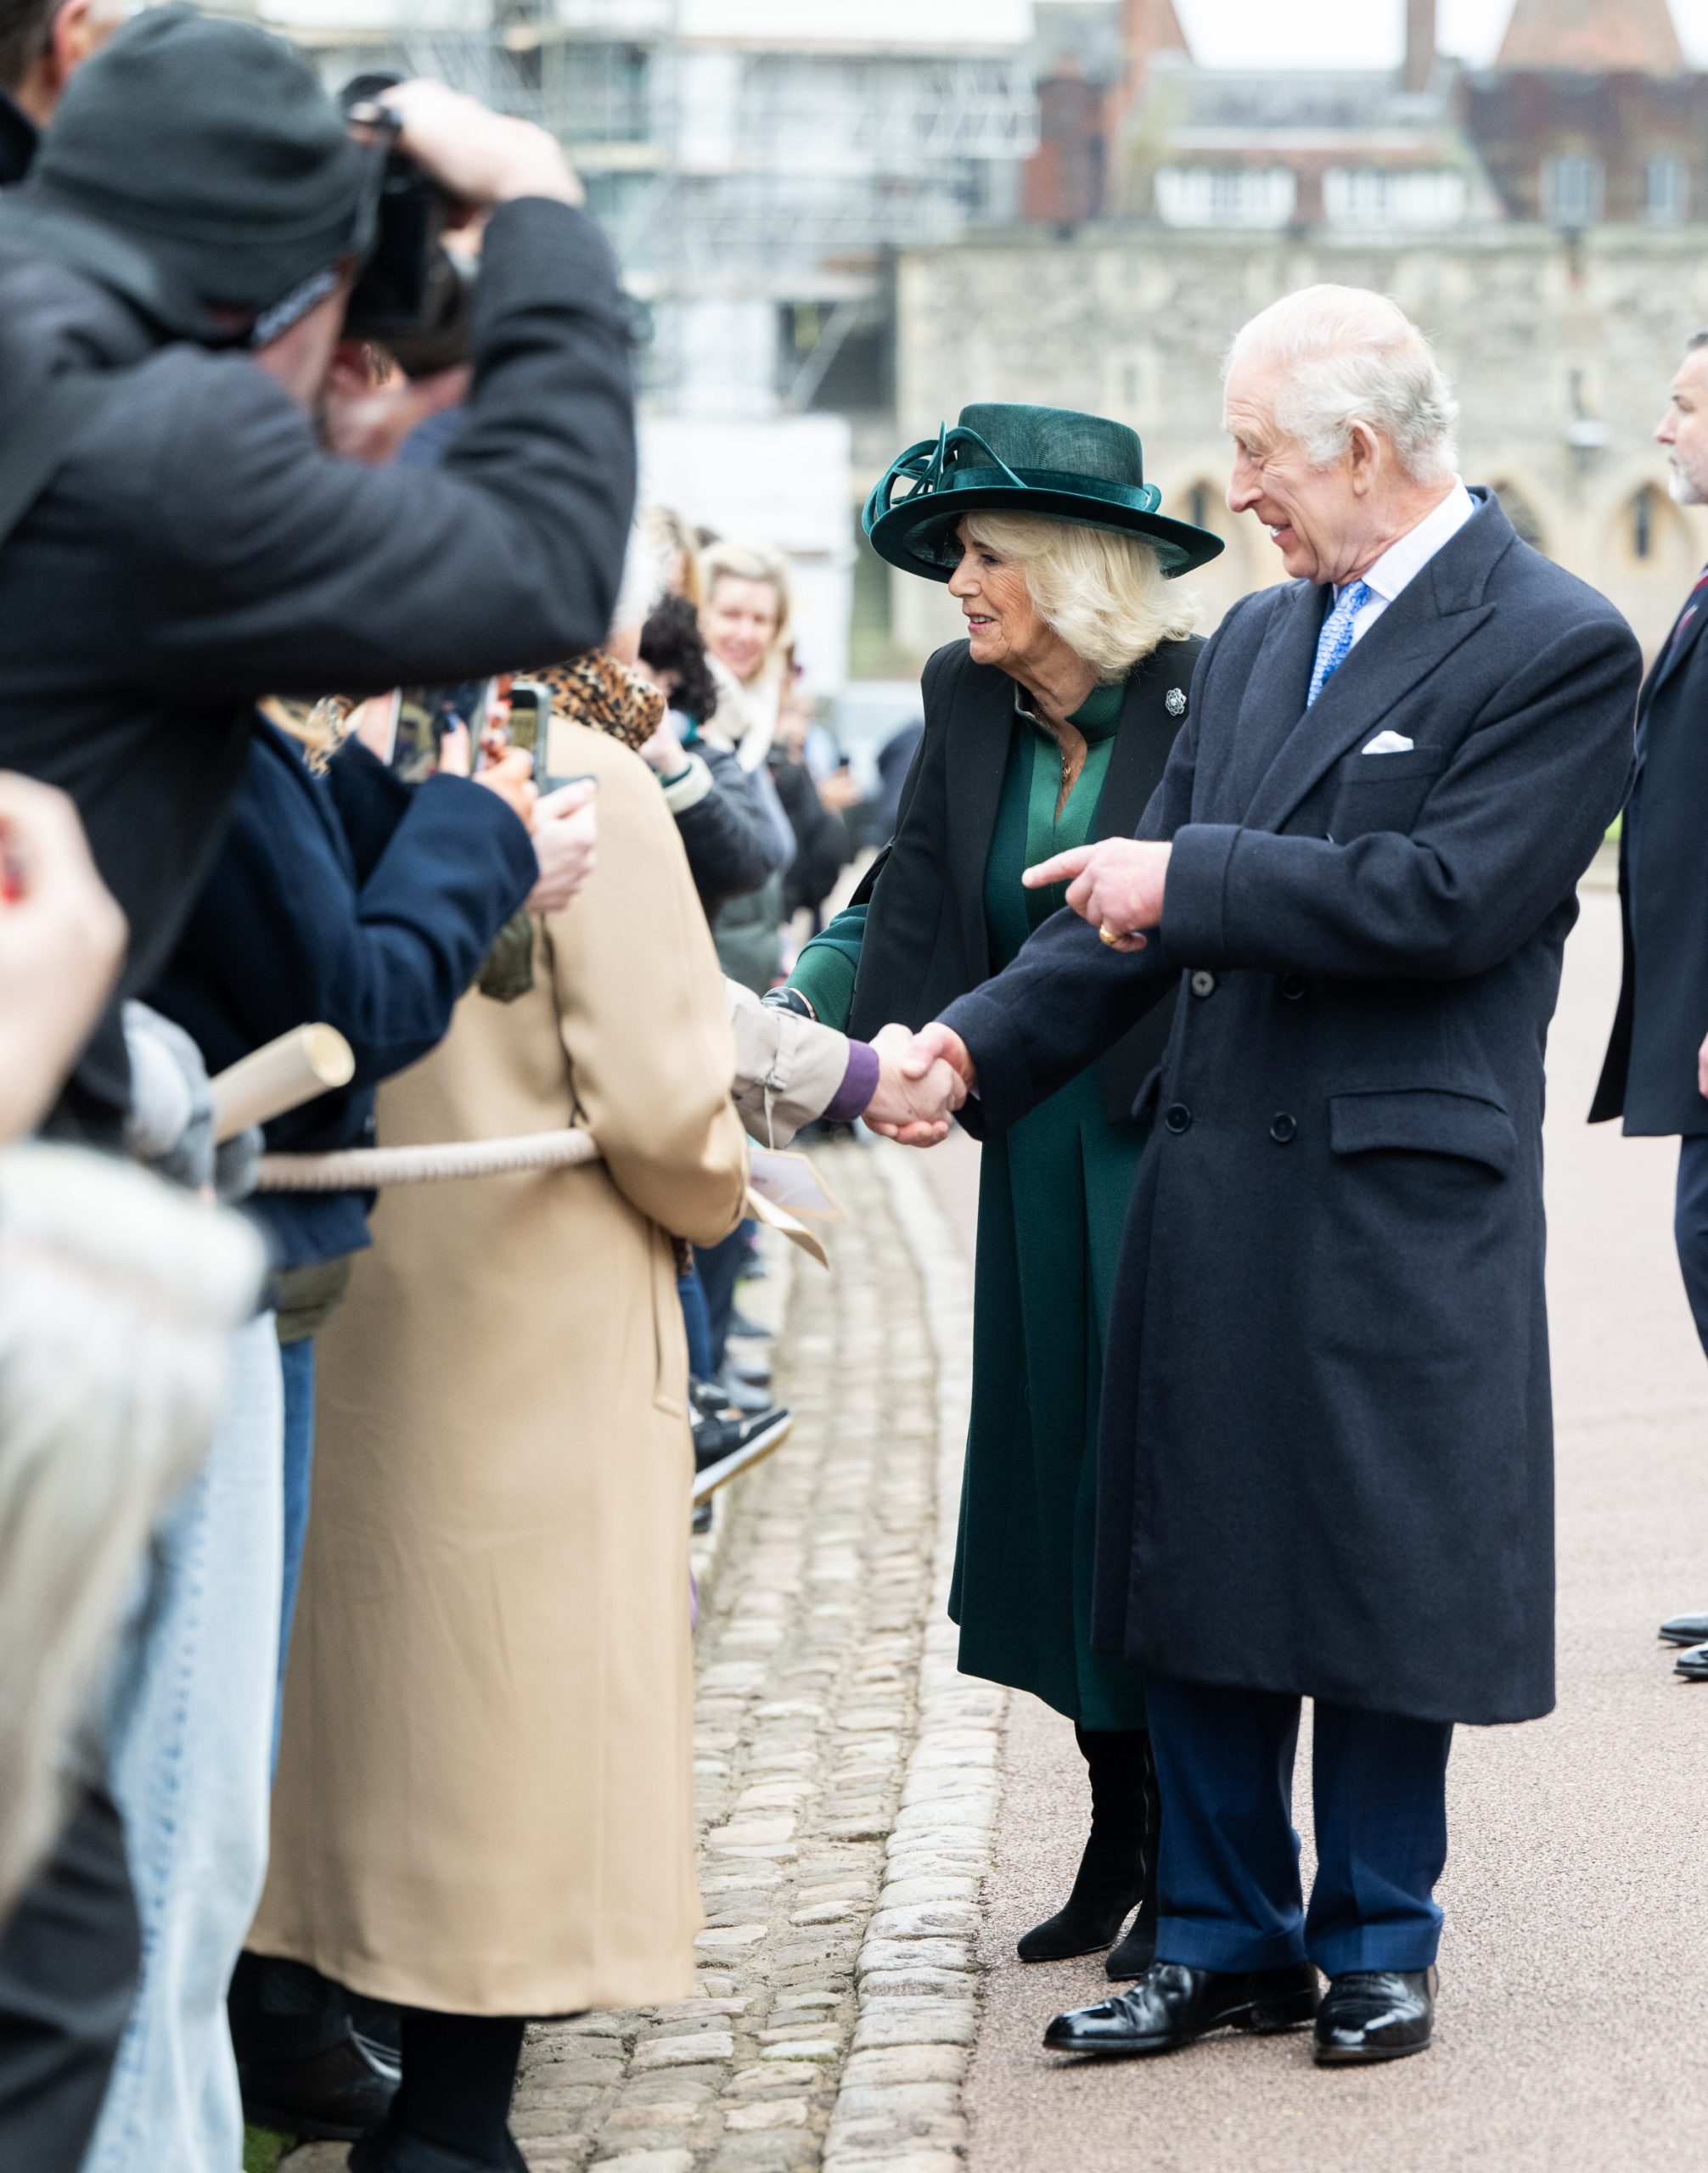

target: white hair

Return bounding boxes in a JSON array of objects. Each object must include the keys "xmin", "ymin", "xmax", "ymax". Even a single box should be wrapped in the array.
[
  {"xmin": 0, "ymin": 1147, "xmax": 264, "ymax": 1914},
  {"xmin": 963, "ymin": 512, "xmax": 1201, "ymax": 682},
  {"xmin": 1226, "ymin": 285, "xmax": 1459, "ymax": 484}
]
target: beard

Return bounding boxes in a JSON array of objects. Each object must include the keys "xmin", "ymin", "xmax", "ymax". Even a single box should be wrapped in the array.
[{"xmin": 1668, "ymin": 458, "xmax": 1708, "ymax": 508}]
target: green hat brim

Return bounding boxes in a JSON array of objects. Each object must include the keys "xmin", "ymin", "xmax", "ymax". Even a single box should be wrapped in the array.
[{"xmin": 868, "ymin": 485, "xmax": 1224, "ymax": 582}]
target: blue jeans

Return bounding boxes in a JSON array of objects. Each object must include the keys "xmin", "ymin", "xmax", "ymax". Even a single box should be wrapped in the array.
[
  {"xmin": 694, "ymin": 1220, "xmax": 754, "ymax": 1378},
  {"xmin": 1146, "ymin": 1673, "xmax": 1453, "ymax": 1978},
  {"xmin": 276, "ymin": 1335, "xmax": 317, "ymax": 1767},
  {"xmin": 82, "ymin": 1314, "xmax": 284, "ymax": 2173},
  {"xmin": 677, "ymin": 1270, "xmax": 714, "ymax": 1384}
]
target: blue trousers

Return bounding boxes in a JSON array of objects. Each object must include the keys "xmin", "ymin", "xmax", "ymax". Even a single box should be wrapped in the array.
[
  {"xmin": 1675, "ymin": 1138, "xmax": 1708, "ymax": 1359},
  {"xmin": 1146, "ymin": 1674, "xmax": 1453, "ymax": 1978}
]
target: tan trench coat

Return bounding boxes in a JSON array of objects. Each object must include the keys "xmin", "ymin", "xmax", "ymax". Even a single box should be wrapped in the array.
[{"xmin": 250, "ymin": 724, "xmax": 748, "ymax": 2016}]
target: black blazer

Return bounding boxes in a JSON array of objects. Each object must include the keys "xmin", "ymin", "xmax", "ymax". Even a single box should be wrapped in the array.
[
  {"xmin": 845, "ymin": 636, "xmax": 1200, "ymax": 1126},
  {"xmin": 1590, "ymin": 584, "xmax": 1708, "ymax": 1135}
]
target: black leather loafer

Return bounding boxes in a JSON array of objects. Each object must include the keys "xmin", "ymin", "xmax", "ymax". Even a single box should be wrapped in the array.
[
  {"xmin": 1043, "ymin": 1960, "xmax": 1318, "ymax": 2057},
  {"xmin": 1675, "ymin": 1642, "xmax": 1708, "ymax": 1681},
  {"xmin": 1660, "ymin": 1612, "xmax": 1708, "ymax": 1646},
  {"xmin": 1313, "ymin": 1967, "xmax": 1436, "ymax": 2065}
]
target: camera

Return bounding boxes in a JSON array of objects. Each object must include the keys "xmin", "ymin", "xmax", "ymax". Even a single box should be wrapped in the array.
[{"xmin": 340, "ymin": 74, "xmax": 475, "ymax": 379}]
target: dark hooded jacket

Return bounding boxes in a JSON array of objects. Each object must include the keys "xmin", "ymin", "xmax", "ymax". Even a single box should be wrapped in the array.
[{"xmin": 0, "ymin": 195, "xmax": 635, "ymax": 1141}]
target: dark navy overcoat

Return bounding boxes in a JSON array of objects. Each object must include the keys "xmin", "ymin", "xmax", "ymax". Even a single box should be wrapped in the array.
[{"xmin": 943, "ymin": 496, "xmax": 1641, "ymax": 1725}]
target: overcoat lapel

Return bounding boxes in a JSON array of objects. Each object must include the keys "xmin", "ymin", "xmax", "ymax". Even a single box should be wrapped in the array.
[
  {"xmin": 1242, "ymin": 497, "xmax": 1509, "ymax": 834},
  {"xmin": 1095, "ymin": 649, "xmax": 1194, "ymax": 841},
  {"xmin": 1639, "ymin": 586, "xmax": 1708, "ymax": 729},
  {"xmin": 1222, "ymin": 581, "xmax": 1326, "ymax": 816},
  {"xmin": 943, "ymin": 665, "xmax": 1013, "ymax": 982}
]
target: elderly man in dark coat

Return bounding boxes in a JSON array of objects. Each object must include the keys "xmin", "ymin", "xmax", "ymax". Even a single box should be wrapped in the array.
[{"xmin": 900, "ymin": 285, "xmax": 1641, "ymax": 2067}]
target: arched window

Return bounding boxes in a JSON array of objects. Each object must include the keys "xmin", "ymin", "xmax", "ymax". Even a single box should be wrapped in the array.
[{"xmin": 1492, "ymin": 481, "xmax": 1548, "ymax": 554}]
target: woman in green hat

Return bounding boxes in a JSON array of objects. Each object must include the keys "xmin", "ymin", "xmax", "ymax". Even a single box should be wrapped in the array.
[{"xmin": 783, "ymin": 404, "xmax": 1222, "ymax": 1979}]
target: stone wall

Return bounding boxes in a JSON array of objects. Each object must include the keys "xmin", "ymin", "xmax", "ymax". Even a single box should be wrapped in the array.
[{"xmin": 888, "ymin": 221, "xmax": 1708, "ymax": 664}]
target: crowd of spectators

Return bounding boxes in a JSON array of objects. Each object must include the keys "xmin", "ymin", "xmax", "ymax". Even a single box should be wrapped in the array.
[{"xmin": 0, "ymin": 9, "xmax": 958, "ymax": 2173}]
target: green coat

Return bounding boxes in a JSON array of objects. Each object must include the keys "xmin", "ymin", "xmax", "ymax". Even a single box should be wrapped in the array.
[{"xmin": 793, "ymin": 655, "xmax": 1194, "ymax": 1726}]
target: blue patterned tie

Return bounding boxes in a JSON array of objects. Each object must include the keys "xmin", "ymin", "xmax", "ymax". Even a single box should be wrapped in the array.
[{"xmin": 1306, "ymin": 579, "xmax": 1372, "ymax": 708}]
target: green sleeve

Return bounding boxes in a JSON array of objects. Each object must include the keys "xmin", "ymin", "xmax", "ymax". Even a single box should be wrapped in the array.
[{"xmin": 789, "ymin": 902, "xmax": 868, "ymax": 1032}]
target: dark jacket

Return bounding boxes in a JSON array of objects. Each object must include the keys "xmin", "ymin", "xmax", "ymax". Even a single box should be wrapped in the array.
[
  {"xmin": 1590, "ymin": 587, "xmax": 1706, "ymax": 1134},
  {"xmin": 148, "ymin": 718, "xmax": 537, "ymax": 1269},
  {"xmin": 0, "ymin": 196, "xmax": 634, "ymax": 1141},
  {"xmin": 0, "ymin": 91, "xmax": 37, "ymax": 185},
  {"xmin": 773, "ymin": 749, "xmax": 850, "ymax": 922},
  {"xmin": 671, "ymin": 728, "xmax": 780, "ymax": 912},
  {"xmin": 942, "ymin": 497, "xmax": 1640, "ymax": 1726},
  {"xmin": 846, "ymin": 637, "xmax": 1198, "ymax": 1126}
]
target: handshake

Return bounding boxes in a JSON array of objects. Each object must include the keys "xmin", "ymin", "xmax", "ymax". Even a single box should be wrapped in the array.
[{"xmin": 862, "ymin": 1022, "xmax": 975, "ymax": 1150}]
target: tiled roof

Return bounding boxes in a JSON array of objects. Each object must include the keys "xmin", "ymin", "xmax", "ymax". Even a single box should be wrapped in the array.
[{"xmin": 1496, "ymin": 0, "xmax": 1688, "ymax": 73}]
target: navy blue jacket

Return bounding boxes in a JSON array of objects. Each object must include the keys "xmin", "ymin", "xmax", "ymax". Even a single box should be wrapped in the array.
[
  {"xmin": 149, "ymin": 718, "xmax": 537, "ymax": 1268},
  {"xmin": 943, "ymin": 496, "xmax": 1640, "ymax": 1726}
]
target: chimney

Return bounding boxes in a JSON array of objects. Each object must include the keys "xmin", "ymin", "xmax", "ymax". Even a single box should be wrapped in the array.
[{"xmin": 1403, "ymin": 0, "xmax": 1436, "ymax": 93}]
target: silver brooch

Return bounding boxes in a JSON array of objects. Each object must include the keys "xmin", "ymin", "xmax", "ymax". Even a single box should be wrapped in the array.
[{"xmin": 1166, "ymin": 688, "xmax": 1187, "ymax": 716}]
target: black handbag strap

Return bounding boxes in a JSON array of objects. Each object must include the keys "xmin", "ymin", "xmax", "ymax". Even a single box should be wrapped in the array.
[{"xmin": 0, "ymin": 368, "xmax": 134, "ymax": 555}]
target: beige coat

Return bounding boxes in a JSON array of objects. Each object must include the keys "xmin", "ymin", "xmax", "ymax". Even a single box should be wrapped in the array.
[{"xmin": 250, "ymin": 725, "xmax": 748, "ymax": 2016}]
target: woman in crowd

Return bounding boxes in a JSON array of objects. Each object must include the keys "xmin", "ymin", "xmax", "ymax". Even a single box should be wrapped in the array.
[
  {"xmin": 127, "ymin": 698, "xmax": 593, "ymax": 2163},
  {"xmin": 697, "ymin": 540, "xmax": 795, "ymax": 993},
  {"xmin": 788, "ymin": 403, "xmax": 1222, "ymax": 1981},
  {"xmin": 250, "ymin": 697, "xmax": 749, "ymax": 2173}
]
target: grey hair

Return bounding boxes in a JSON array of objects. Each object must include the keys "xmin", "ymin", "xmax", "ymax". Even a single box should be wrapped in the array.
[
  {"xmin": 0, "ymin": 1147, "xmax": 264, "ymax": 1914},
  {"xmin": 1227, "ymin": 285, "xmax": 1460, "ymax": 484}
]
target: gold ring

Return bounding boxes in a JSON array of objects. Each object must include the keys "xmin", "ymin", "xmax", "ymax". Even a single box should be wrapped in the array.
[{"xmin": 1098, "ymin": 923, "xmax": 1122, "ymax": 947}]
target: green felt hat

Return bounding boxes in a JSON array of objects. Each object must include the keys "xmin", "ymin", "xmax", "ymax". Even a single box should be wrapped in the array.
[{"xmin": 864, "ymin": 402, "xmax": 1224, "ymax": 582}]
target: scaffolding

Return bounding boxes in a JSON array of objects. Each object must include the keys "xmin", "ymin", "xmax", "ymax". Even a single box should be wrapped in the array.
[{"xmin": 340, "ymin": 0, "xmax": 1040, "ymax": 407}]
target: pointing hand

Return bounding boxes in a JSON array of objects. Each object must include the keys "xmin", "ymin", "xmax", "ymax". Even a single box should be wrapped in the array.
[{"xmin": 1023, "ymin": 838, "xmax": 1172, "ymax": 952}]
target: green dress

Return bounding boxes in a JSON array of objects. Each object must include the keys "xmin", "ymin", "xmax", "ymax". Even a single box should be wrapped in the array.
[{"xmin": 791, "ymin": 680, "xmax": 1150, "ymax": 1727}]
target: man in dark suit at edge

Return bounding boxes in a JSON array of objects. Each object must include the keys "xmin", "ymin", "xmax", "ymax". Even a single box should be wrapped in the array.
[
  {"xmin": 889, "ymin": 286, "xmax": 1641, "ymax": 2066},
  {"xmin": 1592, "ymin": 331, "xmax": 1708, "ymax": 1677}
]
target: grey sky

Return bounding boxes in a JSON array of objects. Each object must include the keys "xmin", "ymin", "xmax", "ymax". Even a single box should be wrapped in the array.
[{"xmin": 1166, "ymin": 0, "xmax": 1708, "ymax": 69}]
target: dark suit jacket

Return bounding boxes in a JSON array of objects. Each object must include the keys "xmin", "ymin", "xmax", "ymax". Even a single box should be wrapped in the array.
[
  {"xmin": 149, "ymin": 722, "xmax": 536, "ymax": 1270},
  {"xmin": 943, "ymin": 495, "xmax": 1640, "ymax": 1725},
  {"xmin": 846, "ymin": 636, "xmax": 1200, "ymax": 1127},
  {"xmin": 1590, "ymin": 579, "xmax": 1708, "ymax": 1134}
]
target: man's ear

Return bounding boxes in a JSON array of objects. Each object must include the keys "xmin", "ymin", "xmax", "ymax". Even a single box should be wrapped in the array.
[
  {"xmin": 46, "ymin": 0, "xmax": 96, "ymax": 89},
  {"xmin": 1346, "ymin": 420, "xmax": 1382, "ymax": 497}
]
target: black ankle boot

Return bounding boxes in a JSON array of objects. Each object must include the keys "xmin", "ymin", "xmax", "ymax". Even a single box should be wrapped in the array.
[
  {"xmin": 1018, "ymin": 1726, "xmax": 1155, "ymax": 1963},
  {"xmin": 1105, "ymin": 1733, "xmax": 1161, "ymax": 1977}
]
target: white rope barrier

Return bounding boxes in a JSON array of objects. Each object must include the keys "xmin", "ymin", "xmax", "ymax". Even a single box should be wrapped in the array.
[{"xmin": 256, "ymin": 1129, "xmax": 600, "ymax": 1192}]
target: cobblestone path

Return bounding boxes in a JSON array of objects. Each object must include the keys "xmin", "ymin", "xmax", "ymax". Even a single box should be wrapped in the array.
[{"xmin": 497, "ymin": 1143, "xmax": 995, "ymax": 2173}]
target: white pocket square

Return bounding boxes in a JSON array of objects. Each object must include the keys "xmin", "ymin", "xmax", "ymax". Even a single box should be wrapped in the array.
[{"xmin": 1361, "ymin": 730, "xmax": 1413, "ymax": 755}]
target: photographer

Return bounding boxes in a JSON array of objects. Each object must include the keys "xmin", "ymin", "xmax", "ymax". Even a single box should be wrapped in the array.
[{"xmin": 0, "ymin": 7, "xmax": 635, "ymax": 1148}]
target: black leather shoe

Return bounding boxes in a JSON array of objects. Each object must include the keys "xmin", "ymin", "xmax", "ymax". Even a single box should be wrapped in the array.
[
  {"xmin": 1675, "ymin": 1642, "xmax": 1708, "ymax": 1680},
  {"xmin": 1660, "ymin": 1612, "xmax": 1708, "ymax": 1646},
  {"xmin": 239, "ymin": 2028, "xmax": 399, "ymax": 2142},
  {"xmin": 1043, "ymin": 1960, "xmax": 1318, "ymax": 2057},
  {"xmin": 1313, "ymin": 1968, "xmax": 1436, "ymax": 2065}
]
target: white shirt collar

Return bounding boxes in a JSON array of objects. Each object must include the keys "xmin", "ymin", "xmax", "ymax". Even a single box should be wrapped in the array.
[{"xmin": 1356, "ymin": 479, "xmax": 1477, "ymax": 604}]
